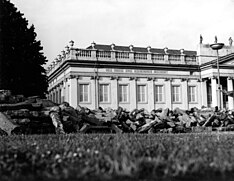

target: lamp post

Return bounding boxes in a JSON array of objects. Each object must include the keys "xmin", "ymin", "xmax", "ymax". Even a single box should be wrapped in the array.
[{"xmin": 210, "ymin": 41, "xmax": 224, "ymax": 110}]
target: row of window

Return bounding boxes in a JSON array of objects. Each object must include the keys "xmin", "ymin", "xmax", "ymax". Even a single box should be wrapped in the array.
[{"xmin": 79, "ymin": 84, "xmax": 197, "ymax": 104}]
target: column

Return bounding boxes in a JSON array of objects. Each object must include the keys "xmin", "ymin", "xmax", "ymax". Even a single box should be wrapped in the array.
[
  {"xmin": 147, "ymin": 78, "xmax": 154, "ymax": 111},
  {"xmin": 181, "ymin": 79, "xmax": 188, "ymax": 109},
  {"xmin": 227, "ymin": 77, "xmax": 234, "ymax": 109},
  {"xmin": 63, "ymin": 80, "xmax": 68, "ymax": 102},
  {"xmin": 111, "ymin": 77, "xmax": 118, "ymax": 109},
  {"xmin": 165, "ymin": 78, "xmax": 172, "ymax": 110},
  {"xmin": 129, "ymin": 78, "xmax": 137, "ymax": 110},
  {"xmin": 211, "ymin": 77, "xmax": 218, "ymax": 108},
  {"xmin": 69, "ymin": 77, "xmax": 78, "ymax": 108},
  {"xmin": 201, "ymin": 80, "xmax": 208, "ymax": 107}
]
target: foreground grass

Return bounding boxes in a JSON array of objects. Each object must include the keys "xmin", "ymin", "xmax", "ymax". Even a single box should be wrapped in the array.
[{"xmin": 1, "ymin": 133, "xmax": 234, "ymax": 181}]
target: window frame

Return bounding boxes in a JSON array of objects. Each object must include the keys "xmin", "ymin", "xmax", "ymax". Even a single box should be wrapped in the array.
[
  {"xmin": 99, "ymin": 83, "xmax": 110, "ymax": 103},
  {"xmin": 137, "ymin": 84, "xmax": 147, "ymax": 103},
  {"xmin": 79, "ymin": 83, "xmax": 90, "ymax": 103},
  {"xmin": 188, "ymin": 85, "xmax": 197, "ymax": 103},
  {"xmin": 155, "ymin": 84, "xmax": 165, "ymax": 103},
  {"xmin": 119, "ymin": 84, "xmax": 129, "ymax": 103},
  {"xmin": 172, "ymin": 85, "xmax": 181, "ymax": 103}
]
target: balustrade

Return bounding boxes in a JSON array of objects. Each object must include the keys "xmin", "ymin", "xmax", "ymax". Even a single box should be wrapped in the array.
[
  {"xmin": 185, "ymin": 55, "xmax": 197, "ymax": 62},
  {"xmin": 97, "ymin": 51, "xmax": 111, "ymax": 58},
  {"xmin": 115, "ymin": 52, "xmax": 129, "ymax": 59},
  {"xmin": 152, "ymin": 54, "xmax": 164, "ymax": 61},
  {"xmin": 48, "ymin": 48, "xmax": 198, "ymax": 75},
  {"xmin": 78, "ymin": 49, "xmax": 91, "ymax": 57},
  {"xmin": 168, "ymin": 55, "xmax": 181, "ymax": 61},
  {"xmin": 134, "ymin": 53, "xmax": 147, "ymax": 60}
]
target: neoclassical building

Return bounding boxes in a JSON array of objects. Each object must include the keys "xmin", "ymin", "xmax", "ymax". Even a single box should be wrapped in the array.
[{"xmin": 47, "ymin": 38, "xmax": 234, "ymax": 111}]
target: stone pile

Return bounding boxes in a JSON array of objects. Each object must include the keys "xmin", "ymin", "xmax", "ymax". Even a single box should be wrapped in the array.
[
  {"xmin": 74, "ymin": 106, "xmax": 234, "ymax": 134},
  {"xmin": 1, "ymin": 91, "xmax": 234, "ymax": 135}
]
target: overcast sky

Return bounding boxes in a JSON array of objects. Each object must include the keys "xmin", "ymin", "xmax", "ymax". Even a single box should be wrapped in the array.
[{"xmin": 10, "ymin": 0, "xmax": 234, "ymax": 66}]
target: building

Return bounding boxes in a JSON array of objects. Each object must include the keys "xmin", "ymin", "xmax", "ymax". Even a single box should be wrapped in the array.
[{"xmin": 47, "ymin": 37, "xmax": 234, "ymax": 111}]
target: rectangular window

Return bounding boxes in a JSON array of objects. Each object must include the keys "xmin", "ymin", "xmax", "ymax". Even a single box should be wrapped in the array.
[
  {"xmin": 208, "ymin": 85, "xmax": 212, "ymax": 105},
  {"xmin": 119, "ymin": 84, "xmax": 128, "ymax": 103},
  {"xmin": 155, "ymin": 85, "xmax": 164, "ymax": 102},
  {"xmin": 137, "ymin": 85, "xmax": 147, "ymax": 103},
  {"xmin": 99, "ymin": 84, "xmax": 109, "ymax": 103},
  {"xmin": 79, "ymin": 84, "xmax": 89, "ymax": 103},
  {"xmin": 172, "ymin": 85, "xmax": 181, "ymax": 102},
  {"xmin": 188, "ymin": 86, "xmax": 197, "ymax": 103}
]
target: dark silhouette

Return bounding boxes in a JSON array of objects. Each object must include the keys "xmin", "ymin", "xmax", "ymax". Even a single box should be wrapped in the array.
[{"xmin": 0, "ymin": 0, "xmax": 48, "ymax": 97}]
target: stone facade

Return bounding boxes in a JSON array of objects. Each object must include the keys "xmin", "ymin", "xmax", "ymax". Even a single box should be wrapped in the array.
[{"xmin": 47, "ymin": 39, "xmax": 234, "ymax": 110}]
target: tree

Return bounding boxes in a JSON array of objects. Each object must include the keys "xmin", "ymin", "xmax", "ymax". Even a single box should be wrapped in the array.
[{"xmin": 0, "ymin": 0, "xmax": 48, "ymax": 98}]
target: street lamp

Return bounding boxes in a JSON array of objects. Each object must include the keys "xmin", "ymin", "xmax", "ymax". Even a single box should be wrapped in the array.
[{"xmin": 210, "ymin": 39, "xmax": 224, "ymax": 110}]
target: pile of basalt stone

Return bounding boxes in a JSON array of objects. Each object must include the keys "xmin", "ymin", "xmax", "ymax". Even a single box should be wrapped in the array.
[{"xmin": 1, "ymin": 90, "xmax": 234, "ymax": 135}]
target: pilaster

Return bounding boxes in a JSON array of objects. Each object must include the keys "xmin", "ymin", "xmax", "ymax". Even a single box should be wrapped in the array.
[
  {"xmin": 61, "ymin": 81, "xmax": 65, "ymax": 103},
  {"xmin": 129, "ymin": 52, "xmax": 135, "ymax": 62},
  {"xmin": 129, "ymin": 77, "xmax": 137, "ymax": 110},
  {"xmin": 147, "ymin": 78, "xmax": 154, "ymax": 111},
  {"xmin": 164, "ymin": 54, "xmax": 169, "ymax": 63},
  {"xmin": 91, "ymin": 49, "xmax": 97, "ymax": 60},
  {"xmin": 90, "ymin": 77, "xmax": 98, "ymax": 110},
  {"xmin": 201, "ymin": 79, "xmax": 208, "ymax": 107},
  {"xmin": 69, "ymin": 48, "xmax": 77, "ymax": 59},
  {"xmin": 165, "ymin": 78, "xmax": 172, "ymax": 109},
  {"xmin": 69, "ymin": 76, "xmax": 78, "ymax": 108},
  {"xmin": 180, "ymin": 55, "xmax": 185, "ymax": 64},
  {"xmin": 181, "ymin": 78, "xmax": 188, "ymax": 109},
  {"xmin": 110, "ymin": 76, "xmax": 119, "ymax": 109},
  {"xmin": 147, "ymin": 53, "xmax": 152, "ymax": 62},
  {"xmin": 111, "ymin": 51, "xmax": 116, "ymax": 61}
]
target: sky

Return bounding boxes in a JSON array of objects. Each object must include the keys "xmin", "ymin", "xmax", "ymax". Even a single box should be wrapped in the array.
[{"xmin": 10, "ymin": 0, "xmax": 234, "ymax": 67}]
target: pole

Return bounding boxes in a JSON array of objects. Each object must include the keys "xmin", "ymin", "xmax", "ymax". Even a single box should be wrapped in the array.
[
  {"xmin": 216, "ymin": 50, "xmax": 221, "ymax": 110},
  {"xmin": 210, "ymin": 41, "xmax": 224, "ymax": 110}
]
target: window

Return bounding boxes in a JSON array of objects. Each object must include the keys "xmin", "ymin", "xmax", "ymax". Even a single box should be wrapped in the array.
[
  {"xmin": 99, "ymin": 84, "xmax": 109, "ymax": 103},
  {"xmin": 119, "ymin": 84, "xmax": 129, "ymax": 103},
  {"xmin": 172, "ymin": 85, "xmax": 181, "ymax": 102},
  {"xmin": 79, "ymin": 84, "xmax": 89, "ymax": 103},
  {"xmin": 137, "ymin": 85, "xmax": 147, "ymax": 103},
  {"xmin": 58, "ymin": 89, "xmax": 61, "ymax": 104},
  {"xmin": 188, "ymin": 86, "xmax": 197, "ymax": 103},
  {"xmin": 155, "ymin": 85, "xmax": 164, "ymax": 102},
  {"xmin": 208, "ymin": 85, "xmax": 212, "ymax": 105}
]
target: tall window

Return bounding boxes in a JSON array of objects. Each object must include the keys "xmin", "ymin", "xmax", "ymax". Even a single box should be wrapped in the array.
[
  {"xmin": 79, "ymin": 84, "xmax": 89, "ymax": 102},
  {"xmin": 137, "ymin": 85, "xmax": 147, "ymax": 103},
  {"xmin": 155, "ymin": 85, "xmax": 164, "ymax": 102},
  {"xmin": 99, "ymin": 84, "xmax": 109, "ymax": 103},
  {"xmin": 58, "ymin": 89, "xmax": 61, "ymax": 104},
  {"xmin": 188, "ymin": 86, "xmax": 197, "ymax": 103},
  {"xmin": 207, "ymin": 85, "xmax": 212, "ymax": 105},
  {"xmin": 172, "ymin": 85, "xmax": 181, "ymax": 102},
  {"xmin": 119, "ymin": 84, "xmax": 128, "ymax": 103}
]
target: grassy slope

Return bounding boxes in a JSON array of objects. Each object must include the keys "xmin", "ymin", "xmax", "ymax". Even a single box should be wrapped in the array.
[{"xmin": 1, "ymin": 133, "xmax": 234, "ymax": 180}]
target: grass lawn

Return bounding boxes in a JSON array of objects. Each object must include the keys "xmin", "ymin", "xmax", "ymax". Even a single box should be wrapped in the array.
[{"xmin": 1, "ymin": 133, "xmax": 234, "ymax": 181}]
